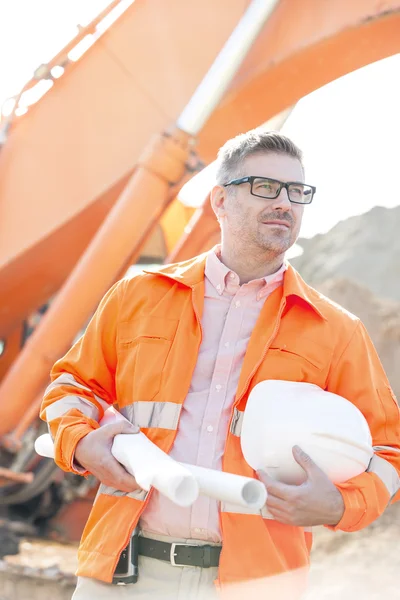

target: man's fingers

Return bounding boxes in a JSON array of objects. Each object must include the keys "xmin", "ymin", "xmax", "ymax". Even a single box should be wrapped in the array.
[
  {"xmin": 266, "ymin": 507, "xmax": 293, "ymax": 525},
  {"xmin": 265, "ymin": 494, "xmax": 287, "ymax": 511},
  {"xmin": 257, "ymin": 470, "xmax": 296, "ymax": 500},
  {"xmin": 257, "ymin": 469, "xmax": 275, "ymax": 487},
  {"xmin": 102, "ymin": 456, "xmax": 140, "ymax": 492},
  {"xmin": 292, "ymin": 446, "xmax": 320, "ymax": 478}
]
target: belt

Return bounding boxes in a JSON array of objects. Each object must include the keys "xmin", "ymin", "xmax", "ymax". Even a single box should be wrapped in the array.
[{"xmin": 139, "ymin": 537, "xmax": 221, "ymax": 568}]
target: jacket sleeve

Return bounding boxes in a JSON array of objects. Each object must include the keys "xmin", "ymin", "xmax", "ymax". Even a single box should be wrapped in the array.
[
  {"xmin": 40, "ymin": 279, "xmax": 125, "ymax": 475},
  {"xmin": 326, "ymin": 320, "xmax": 400, "ymax": 532}
]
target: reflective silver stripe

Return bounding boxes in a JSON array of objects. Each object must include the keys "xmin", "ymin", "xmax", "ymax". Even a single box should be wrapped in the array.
[
  {"xmin": 125, "ymin": 401, "xmax": 181, "ymax": 430},
  {"xmin": 46, "ymin": 396, "xmax": 99, "ymax": 422},
  {"xmin": 230, "ymin": 408, "xmax": 244, "ymax": 437},
  {"xmin": 45, "ymin": 373, "xmax": 109, "ymax": 410},
  {"xmin": 98, "ymin": 482, "xmax": 148, "ymax": 501},
  {"xmin": 220, "ymin": 503, "xmax": 313, "ymax": 532},
  {"xmin": 45, "ymin": 373, "xmax": 93, "ymax": 395},
  {"xmin": 368, "ymin": 453, "xmax": 400, "ymax": 498},
  {"xmin": 221, "ymin": 502, "xmax": 274, "ymax": 519},
  {"xmin": 373, "ymin": 445, "xmax": 400, "ymax": 454}
]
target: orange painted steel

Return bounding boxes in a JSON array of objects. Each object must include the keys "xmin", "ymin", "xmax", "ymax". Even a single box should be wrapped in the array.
[
  {"xmin": 166, "ymin": 195, "xmax": 221, "ymax": 264},
  {"xmin": 0, "ymin": 0, "xmax": 245, "ymax": 341},
  {"xmin": 0, "ymin": 128, "xmax": 192, "ymax": 437},
  {"xmin": 0, "ymin": 1, "xmax": 399, "ymax": 453},
  {"xmin": 0, "ymin": 0, "xmax": 124, "ymax": 127},
  {"xmin": 1, "ymin": 1, "xmax": 399, "ymax": 343},
  {"xmin": 197, "ymin": 2, "xmax": 400, "ymax": 162}
]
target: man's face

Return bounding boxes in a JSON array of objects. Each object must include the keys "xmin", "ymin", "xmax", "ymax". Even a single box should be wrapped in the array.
[{"xmin": 214, "ymin": 152, "xmax": 306, "ymax": 257}]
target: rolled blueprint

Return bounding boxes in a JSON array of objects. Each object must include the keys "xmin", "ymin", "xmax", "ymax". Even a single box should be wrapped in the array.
[
  {"xmin": 34, "ymin": 433, "xmax": 55, "ymax": 459},
  {"xmin": 182, "ymin": 463, "xmax": 267, "ymax": 509},
  {"xmin": 35, "ymin": 430, "xmax": 198, "ymax": 508},
  {"xmin": 35, "ymin": 406, "xmax": 268, "ymax": 510},
  {"xmin": 112, "ymin": 432, "xmax": 199, "ymax": 507}
]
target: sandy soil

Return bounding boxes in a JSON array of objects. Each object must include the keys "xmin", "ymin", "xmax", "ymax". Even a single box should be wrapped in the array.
[{"xmin": 305, "ymin": 502, "xmax": 400, "ymax": 599}]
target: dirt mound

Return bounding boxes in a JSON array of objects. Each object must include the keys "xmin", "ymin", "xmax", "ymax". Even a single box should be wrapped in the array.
[
  {"xmin": 290, "ymin": 205, "xmax": 400, "ymax": 397},
  {"xmin": 292, "ymin": 205, "xmax": 400, "ymax": 302},
  {"xmin": 315, "ymin": 277, "xmax": 400, "ymax": 397}
]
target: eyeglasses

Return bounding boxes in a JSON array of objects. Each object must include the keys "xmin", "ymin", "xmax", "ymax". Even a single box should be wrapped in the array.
[{"xmin": 223, "ymin": 176, "xmax": 316, "ymax": 205}]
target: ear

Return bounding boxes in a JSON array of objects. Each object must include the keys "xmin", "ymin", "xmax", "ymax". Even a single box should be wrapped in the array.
[{"xmin": 210, "ymin": 184, "xmax": 228, "ymax": 222}]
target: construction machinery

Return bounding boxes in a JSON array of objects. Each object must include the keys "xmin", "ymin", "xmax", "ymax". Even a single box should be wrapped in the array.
[{"xmin": 0, "ymin": 0, "xmax": 399, "ymax": 545}]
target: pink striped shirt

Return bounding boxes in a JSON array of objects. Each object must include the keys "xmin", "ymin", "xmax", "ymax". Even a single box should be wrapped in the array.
[{"xmin": 140, "ymin": 247, "xmax": 286, "ymax": 542}]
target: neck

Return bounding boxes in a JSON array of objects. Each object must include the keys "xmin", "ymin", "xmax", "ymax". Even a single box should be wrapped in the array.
[{"xmin": 219, "ymin": 244, "xmax": 285, "ymax": 284}]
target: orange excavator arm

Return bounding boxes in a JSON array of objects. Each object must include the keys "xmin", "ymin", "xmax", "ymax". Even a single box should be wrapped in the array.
[{"xmin": 1, "ymin": 0, "xmax": 399, "ymax": 343}]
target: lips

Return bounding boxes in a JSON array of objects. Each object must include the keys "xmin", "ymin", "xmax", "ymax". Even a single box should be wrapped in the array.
[{"xmin": 262, "ymin": 220, "xmax": 291, "ymax": 228}]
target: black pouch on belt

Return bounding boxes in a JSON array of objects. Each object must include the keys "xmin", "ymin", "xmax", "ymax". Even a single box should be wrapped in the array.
[{"xmin": 112, "ymin": 527, "xmax": 139, "ymax": 585}]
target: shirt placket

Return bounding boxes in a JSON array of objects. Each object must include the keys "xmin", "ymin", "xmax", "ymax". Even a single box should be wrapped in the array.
[{"xmin": 190, "ymin": 284, "xmax": 247, "ymax": 536}]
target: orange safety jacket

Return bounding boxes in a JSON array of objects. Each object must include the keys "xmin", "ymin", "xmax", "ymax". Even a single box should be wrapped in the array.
[{"xmin": 41, "ymin": 252, "xmax": 400, "ymax": 591}]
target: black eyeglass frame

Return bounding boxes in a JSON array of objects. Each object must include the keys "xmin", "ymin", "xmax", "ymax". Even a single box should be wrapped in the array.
[{"xmin": 223, "ymin": 176, "xmax": 316, "ymax": 205}]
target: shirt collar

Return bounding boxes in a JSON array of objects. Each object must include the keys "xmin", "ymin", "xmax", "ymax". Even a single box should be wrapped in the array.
[
  {"xmin": 205, "ymin": 245, "xmax": 287, "ymax": 297},
  {"xmin": 143, "ymin": 247, "xmax": 325, "ymax": 320}
]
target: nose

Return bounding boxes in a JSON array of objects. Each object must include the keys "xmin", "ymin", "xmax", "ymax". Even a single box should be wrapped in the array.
[{"xmin": 270, "ymin": 186, "xmax": 291, "ymax": 211}]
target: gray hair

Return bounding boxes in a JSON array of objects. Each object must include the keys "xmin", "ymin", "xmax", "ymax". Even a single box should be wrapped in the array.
[{"xmin": 215, "ymin": 129, "xmax": 304, "ymax": 185}]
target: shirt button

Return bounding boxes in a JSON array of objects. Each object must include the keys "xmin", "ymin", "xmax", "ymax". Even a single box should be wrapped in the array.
[
  {"xmin": 207, "ymin": 425, "xmax": 214, "ymax": 432},
  {"xmin": 194, "ymin": 527, "xmax": 201, "ymax": 533},
  {"xmin": 235, "ymin": 301, "xmax": 241, "ymax": 308},
  {"xmin": 215, "ymin": 384, "xmax": 222, "ymax": 391},
  {"xmin": 224, "ymin": 341, "xmax": 230, "ymax": 348},
  {"xmin": 216, "ymin": 284, "xmax": 222, "ymax": 292},
  {"xmin": 229, "ymin": 273, "xmax": 235, "ymax": 280}
]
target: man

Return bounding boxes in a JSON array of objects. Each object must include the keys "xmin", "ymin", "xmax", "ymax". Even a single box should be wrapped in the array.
[{"xmin": 41, "ymin": 130, "xmax": 400, "ymax": 599}]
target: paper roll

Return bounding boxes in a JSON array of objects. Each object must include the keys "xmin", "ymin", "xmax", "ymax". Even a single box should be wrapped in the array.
[
  {"xmin": 112, "ymin": 432, "xmax": 199, "ymax": 507},
  {"xmin": 35, "ymin": 431, "xmax": 198, "ymax": 508},
  {"xmin": 182, "ymin": 463, "xmax": 267, "ymax": 509},
  {"xmin": 34, "ymin": 433, "xmax": 55, "ymax": 459},
  {"xmin": 35, "ymin": 407, "xmax": 267, "ymax": 511}
]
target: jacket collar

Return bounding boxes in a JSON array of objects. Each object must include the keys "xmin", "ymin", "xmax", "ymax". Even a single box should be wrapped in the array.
[
  {"xmin": 143, "ymin": 252, "xmax": 208, "ymax": 287},
  {"xmin": 144, "ymin": 251, "xmax": 326, "ymax": 320},
  {"xmin": 282, "ymin": 264, "xmax": 327, "ymax": 320}
]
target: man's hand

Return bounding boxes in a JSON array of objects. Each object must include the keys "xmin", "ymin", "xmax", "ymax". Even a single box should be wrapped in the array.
[
  {"xmin": 75, "ymin": 421, "xmax": 141, "ymax": 493},
  {"xmin": 257, "ymin": 446, "xmax": 345, "ymax": 527}
]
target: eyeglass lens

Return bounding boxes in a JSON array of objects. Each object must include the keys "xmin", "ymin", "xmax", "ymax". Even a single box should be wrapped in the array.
[{"xmin": 252, "ymin": 177, "xmax": 312, "ymax": 203}]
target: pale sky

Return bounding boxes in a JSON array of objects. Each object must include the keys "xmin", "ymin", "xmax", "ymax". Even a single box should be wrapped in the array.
[
  {"xmin": 282, "ymin": 54, "xmax": 400, "ymax": 238},
  {"xmin": 1, "ymin": 1, "xmax": 399, "ymax": 239}
]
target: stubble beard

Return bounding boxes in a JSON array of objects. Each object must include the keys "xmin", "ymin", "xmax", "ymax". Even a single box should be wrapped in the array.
[
  {"xmin": 225, "ymin": 210, "xmax": 293, "ymax": 259},
  {"xmin": 254, "ymin": 225, "xmax": 292, "ymax": 258}
]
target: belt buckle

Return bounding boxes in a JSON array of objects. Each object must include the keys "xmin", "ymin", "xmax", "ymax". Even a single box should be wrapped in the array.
[{"xmin": 170, "ymin": 542, "xmax": 185, "ymax": 567}]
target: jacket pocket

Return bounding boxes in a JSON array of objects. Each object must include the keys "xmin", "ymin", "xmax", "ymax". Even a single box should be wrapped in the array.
[
  {"xmin": 117, "ymin": 317, "xmax": 178, "ymax": 403},
  {"xmin": 269, "ymin": 340, "xmax": 325, "ymax": 370},
  {"xmin": 262, "ymin": 335, "xmax": 330, "ymax": 386}
]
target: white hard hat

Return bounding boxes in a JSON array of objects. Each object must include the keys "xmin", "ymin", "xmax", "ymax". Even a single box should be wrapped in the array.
[{"xmin": 241, "ymin": 380, "xmax": 373, "ymax": 484}]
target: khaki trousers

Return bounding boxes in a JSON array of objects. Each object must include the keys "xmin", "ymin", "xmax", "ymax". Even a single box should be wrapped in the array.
[{"xmin": 72, "ymin": 532, "xmax": 219, "ymax": 600}]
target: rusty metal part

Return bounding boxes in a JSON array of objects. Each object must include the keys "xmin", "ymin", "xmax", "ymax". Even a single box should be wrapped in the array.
[
  {"xmin": 0, "ymin": 467, "xmax": 34, "ymax": 484},
  {"xmin": 1, "ymin": 395, "xmax": 44, "ymax": 453}
]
